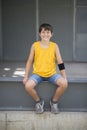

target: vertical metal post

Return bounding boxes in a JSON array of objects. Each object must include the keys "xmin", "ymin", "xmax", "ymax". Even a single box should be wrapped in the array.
[
  {"xmin": 36, "ymin": 0, "xmax": 39, "ymax": 41},
  {"xmin": 73, "ymin": 0, "xmax": 76, "ymax": 61}
]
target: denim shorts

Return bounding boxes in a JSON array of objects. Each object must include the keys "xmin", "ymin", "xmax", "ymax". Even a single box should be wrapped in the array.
[{"xmin": 29, "ymin": 73, "xmax": 62, "ymax": 85}]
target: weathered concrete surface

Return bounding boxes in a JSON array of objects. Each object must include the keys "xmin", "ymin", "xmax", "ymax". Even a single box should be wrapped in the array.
[
  {"xmin": 0, "ymin": 111, "xmax": 87, "ymax": 130},
  {"xmin": 0, "ymin": 62, "xmax": 87, "ymax": 79},
  {"xmin": 0, "ymin": 112, "xmax": 6, "ymax": 130}
]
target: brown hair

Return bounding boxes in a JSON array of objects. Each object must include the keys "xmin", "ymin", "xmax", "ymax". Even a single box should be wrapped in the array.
[{"xmin": 39, "ymin": 23, "xmax": 53, "ymax": 33}]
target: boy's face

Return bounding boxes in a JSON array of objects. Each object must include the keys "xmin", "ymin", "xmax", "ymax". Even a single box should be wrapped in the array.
[{"xmin": 39, "ymin": 28, "xmax": 53, "ymax": 41}]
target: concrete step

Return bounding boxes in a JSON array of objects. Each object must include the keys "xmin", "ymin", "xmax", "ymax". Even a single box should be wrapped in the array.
[
  {"xmin": 0, "ymin": 111, "xmax": 87, "ymax": 130},
  {"xmin": 0, "ymin": 61, "xmax": 87, "ymax": 79},
  {"xmin": 0, "ymin": 62, "xmax": 87, "ymax": 111},
  {"xmin": 0, "ymin": 80, "xmax": 87, "ymax": 111}
]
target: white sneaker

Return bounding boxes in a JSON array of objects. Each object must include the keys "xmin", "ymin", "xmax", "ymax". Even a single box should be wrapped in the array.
[
  {"xmin": 35, "ymin": 100, "xmax": 44, "ymax": 114},
  {"xmin": 50, "ymin": 101, "xmax": 59, "ymax": 114}
]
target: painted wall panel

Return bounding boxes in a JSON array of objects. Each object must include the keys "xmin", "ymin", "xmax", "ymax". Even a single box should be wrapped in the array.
[
  {"xmin": 2, "ymin": 0, "xmax": 36, "ymax": 61},
  {"xmin": 76, "ymin": 5, "xmax": 87, "ymax": 61},
  {"xmin": 0, "ymin": 0, "xmax": 2, "ymax": 60},
  {"xmin": 39, "ymin": 0, "xmax": 73, "ymax": 61}
]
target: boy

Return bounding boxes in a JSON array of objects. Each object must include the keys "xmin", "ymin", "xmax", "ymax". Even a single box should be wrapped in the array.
[{"xmin": 23, "ymin": 23, "xmax": 68, "ymax": 114}]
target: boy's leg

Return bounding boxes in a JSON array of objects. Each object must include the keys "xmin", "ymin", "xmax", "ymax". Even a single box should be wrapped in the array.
[
  {"xmin": 24, "ymin": 74, "xmax": 44, "ymax": 113},
  {"xmin": 52, "ymin": 77, "xmax": 68, "ymax": 102},
  {"xmin": 49, "ymin": 74, "xmax": 68, "ymax": 114},
  {"xmin": 25, "ymin": 79, "xmax": 40, "ymax": 102}
]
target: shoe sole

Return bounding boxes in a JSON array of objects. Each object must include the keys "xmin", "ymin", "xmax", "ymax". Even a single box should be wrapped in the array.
[{"xmin": 35, "ymin": 109, "xmax": 44, "ymax": 114}]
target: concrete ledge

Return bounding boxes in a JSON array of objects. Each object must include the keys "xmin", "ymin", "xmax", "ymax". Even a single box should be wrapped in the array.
[
  {"xmin": 0, "ymin": 77, "xmax": 87, "ymax": 83},
  {"xmin": 0, "ymin": 81, "xmax": 87, "ymax": 111},
  {"xmin": 0, "ymin": 62, "xmax": 87, "ymax": 111},
  {"xmin": 0, "ymin": 62, "xmax": 87, "ymax": 82},
  {"xmin": 0, "ymin": 77, "xmax": 23, "ymax": 82},
  {"xmin": 0, "ymin": 111, "xmax": 87, "ymax": 130}
]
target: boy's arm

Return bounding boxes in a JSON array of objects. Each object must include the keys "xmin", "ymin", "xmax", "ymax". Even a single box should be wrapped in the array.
[
  {"xmin": 55, "ymin": 44, "xmax": 67, "ymax": 79},
  {"xmin": 23, "ymin": 44, "xmax": 34, "ymax": 84}
]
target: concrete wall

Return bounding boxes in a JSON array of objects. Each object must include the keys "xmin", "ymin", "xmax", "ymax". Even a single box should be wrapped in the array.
[
  {"xmin": 0, "ymin": 80, "xmax": 87, "ymax": 111},
  {"xmin": 0, "ymin": 0, "xmax": 2, "ymax": 60},
  {"xmin": 75, "ymin": 0, "xmax": 87, "ymax": 61},
  {"xmin": 0, "ymin": 111, "xmax": 87, "ymax": 130},
  {"xmin": 2, "ymin": 0, "xmax": 36, "ymax": 61},
  {"xmin": 39, "ymin": 0, "xmax": 73, "ymax": 61},
  {"xmin": 1, "ymin": 0, "xmax": 74, "ymax": 61},
  {"xmin": 0, "ymin": 0, "xmax": 87, "ymax": 62}
]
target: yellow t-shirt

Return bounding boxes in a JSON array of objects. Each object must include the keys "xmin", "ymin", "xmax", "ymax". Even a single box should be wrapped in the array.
[{"xmin": 33, "ymin": 41, "xmax": 57, "ymax": 77}]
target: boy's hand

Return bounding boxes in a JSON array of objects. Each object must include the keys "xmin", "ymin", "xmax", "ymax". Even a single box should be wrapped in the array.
[{"xmin": 23, "ymin": 77, "xmax": 28, "ymax": 85}]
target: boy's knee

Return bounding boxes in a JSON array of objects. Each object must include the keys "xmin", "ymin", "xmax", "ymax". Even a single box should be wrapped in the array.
[
  {"xmin": 57, "ymin": 78, "xmax": 68, "ymax": 89},
  {"xmin": 25, "ymin": 80, "xmax": 36, "ymax": 91},
  {"xmin": 25, "ymin": 82, "xmax": 31, "ymax": 92}
]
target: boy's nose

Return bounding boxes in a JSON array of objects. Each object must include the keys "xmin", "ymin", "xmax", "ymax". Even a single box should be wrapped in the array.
[{"xmin": 44, "ymin": 32, "xmax": 48, "ymax": 35}]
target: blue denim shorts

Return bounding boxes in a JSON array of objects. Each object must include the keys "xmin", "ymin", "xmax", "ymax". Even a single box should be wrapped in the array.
[{"xmin": 29, "ymin": 73, "xmax": 62, "ymax": 85}]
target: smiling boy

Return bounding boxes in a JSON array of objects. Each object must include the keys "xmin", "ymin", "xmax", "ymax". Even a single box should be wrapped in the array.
[{"xmin": 23, "ymin": 23, "xmax": 68, "ymax": 114}]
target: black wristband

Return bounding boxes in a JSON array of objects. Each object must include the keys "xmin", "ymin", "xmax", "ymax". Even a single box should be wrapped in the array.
[{"xmin": 58, "ymin": 63, "xmax": 65, "ymax": 70}]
